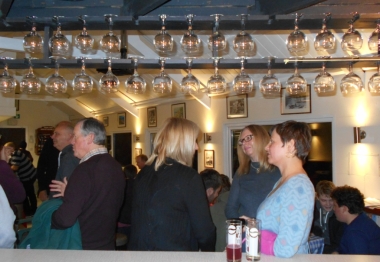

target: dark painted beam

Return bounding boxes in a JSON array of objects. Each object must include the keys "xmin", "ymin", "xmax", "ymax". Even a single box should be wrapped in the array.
[
  {"xmin": 258, "ymin": 0, "xmax": 327, "ymax": 15},
  {"xmin": 122, "ymin": 0, "xmax": 171, "ymax": 17},
  {"xmin": 0, "ymin": 0, "xmax": 14, "ymax": 19}
]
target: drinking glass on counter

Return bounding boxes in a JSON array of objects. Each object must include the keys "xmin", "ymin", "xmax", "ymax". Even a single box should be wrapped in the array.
[
  {"xmin": 226, "ymin": 219, "xmax": 242, "ymax": 262},
  {"xmin": 245, "ymin": 218, "xmax": 261, "ymax": 261}
]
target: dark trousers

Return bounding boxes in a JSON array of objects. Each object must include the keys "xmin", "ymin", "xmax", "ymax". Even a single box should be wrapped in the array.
[{"xmin": 22, "ymin": 179, "xmax": 37, "ymax": 216}]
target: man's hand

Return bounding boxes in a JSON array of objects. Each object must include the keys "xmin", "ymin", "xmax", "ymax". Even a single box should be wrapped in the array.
[
  {"xmin": 49, "ymin": 177, "xmax": 68, "ymax": 198},
  {"xmin": 38, "ymin": 190, "xmax": 48, "ymax": 201}
]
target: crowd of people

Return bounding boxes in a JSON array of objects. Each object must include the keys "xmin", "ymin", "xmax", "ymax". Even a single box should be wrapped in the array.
[{"xmin": 0, "ymin": 117, "xmax": 379, "ymax": 256}]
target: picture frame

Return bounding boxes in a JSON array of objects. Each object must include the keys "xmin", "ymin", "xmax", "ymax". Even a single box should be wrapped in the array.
[
  {"xmin": 117, "ymin": 112, "xmax": 126, "ymax": 128},
  {"xmin": 135, "ymin": 148, "xmax": 142, "ymax": 156},
  {"xmin": 102, "ymin": 116, "xmax": 109, "ymax": 127},
  {"xmin": 226, "ymin": 94, "xmax": 248, "ymax": 119},
  {"xmin": 171, "ymin": 103, "xmax": 186, "ymax": 119},
  {"xmin": 281, "ymin": 85, "xmax": 311, "ymax": 115},
  {"xmin": 147, "ymin": 107, "xmax": 157, "ymax": 127},
  {"xmin": 204, "ymin": 150, "xmax": 215, "ymax": 168}
]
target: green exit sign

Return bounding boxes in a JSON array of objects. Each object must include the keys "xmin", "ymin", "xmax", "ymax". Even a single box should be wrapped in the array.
[{"xmin": 14, "ymin": 114, "xmax": 20, "ymax": 119}]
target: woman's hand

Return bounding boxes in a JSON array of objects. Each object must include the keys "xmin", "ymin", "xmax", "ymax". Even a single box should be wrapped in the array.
[{"xmin": 49, "ymin": 177, "xmax": 68, "ymax": 198}]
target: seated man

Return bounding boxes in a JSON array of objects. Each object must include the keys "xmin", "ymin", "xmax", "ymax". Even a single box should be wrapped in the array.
[
  {"xmin": 331, "ymin": 185, "xmax": 380, "ymax": 255},
  {"xmin": 311, "ymin": 180, "xmax": 344, "ymax": 254},
  {"xmin": 200, "ymin": 169, "xmax": 222, "ymax": 205},
  {"xmin": 135, "ymin": 154, "xmax": 148, "ymax": 170}
]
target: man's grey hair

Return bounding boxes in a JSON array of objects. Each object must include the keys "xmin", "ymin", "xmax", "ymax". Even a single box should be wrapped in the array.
[{"xmin": 78, "ymin": 117, "xmax": 106, "ymax": 145}]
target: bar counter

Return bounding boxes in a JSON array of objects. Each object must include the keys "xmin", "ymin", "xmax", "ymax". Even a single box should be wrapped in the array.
[{"xmin": 1, "ymin": 249, "xmax": 379, "ymax": 262}]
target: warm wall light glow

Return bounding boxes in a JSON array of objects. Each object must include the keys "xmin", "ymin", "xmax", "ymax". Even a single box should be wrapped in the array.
[
  {"xmin": 135, "ymin": 118, "xmax": 141, "ymax": 134},
  {"xmin": 354, "ymin": 103, "xmax": 368, "ymax": 127}
]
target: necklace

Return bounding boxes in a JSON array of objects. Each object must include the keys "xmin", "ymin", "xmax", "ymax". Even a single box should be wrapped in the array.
[{"xmin": 250, "ymin": 162, "xmax": 259, "ymax": 171}]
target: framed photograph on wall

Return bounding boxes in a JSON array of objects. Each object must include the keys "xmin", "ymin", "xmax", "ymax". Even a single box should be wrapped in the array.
[
  {"xmin": 171, "ymin": 103, "xmax": 186, "ymax": 119},
  {"xmin": 135, "ymin": 148, "xmax": 142, "ymax": 156},
  {"xmin": 281, "ymin": 85, "xmax": 311, "ymax": 115},
  {"xmin": 117, "ymin": 112, "xmax": 126, "ymax": 128},
  {"xmin": 103, "ymin": 116, "xmax": 109, "ymax": 127},
  {"xmin": 226, "ymin": 94, "xmax": 248, "ymax": 119},
  {"xmin": 204, "ymin": 150, "xmax": 215, "ymax": 168},
  {"xmin": 147, "ymin": 107, "xmax": 157, "ymax": 127}
]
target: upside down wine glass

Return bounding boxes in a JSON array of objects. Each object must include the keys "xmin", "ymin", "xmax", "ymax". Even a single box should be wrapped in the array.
[
  {"xmin": 45, "ymin": 60, "xmax": 68, "ymax": 95},
  {"xmin": 207, "ymin": 57, "xmax": 226, "ymax": 94},
  {"xmin": 99, "ymin": 59, "xmax": 120, "ymax": 94},
  {"xmin": 72, "ymin": 58, "xmax": 93, "ymax": 93},
  {"xmin": 0, "ymin": 58, "xmax": 17, "ymax": 93},
  {"xmin": 313, "ymin": 63, "xmax": 336, "ymax": 94},
  {"xmin": 233, "ymin": 14, "xmax": 255, "ymax": 56},
  {"xmin": 207, "ymin": 14, "xmax": 226, "ymax": 53},
  {"xmin": 75, "ymin": 15, "xmax": 94, "ymax": 54},
  {"xmin": 180, "ymin": 14, "xmax": 201, "ymax": 54},
  {"xmin": 368, "ymin": 19, "xmax": 380, "ymax": 56},
  {"xmin": 340, "ymin": 62, "xmax": 363, "ymax": 95},
  {"xmin": 341, "ymin": 12, "xmax": 363, "ymax": 53},
  {"xmin": 23, "ymin": 16, "xmax": 44, "ymax": 55},
  {"xmin": 20, "ymin": 58, "xmax": 41, "ymax": 94},
  {"xmin": 125, "ymin": 56, "xmax": 146, "ymax": 94},
  {"xmin": 100, "ymin": 14, "xmax": 121, "ymax": 58},
  {"xmin": 286, "ymin": 13, "xmax": 307, "ymax": 57},
  {"xmin": 368, "ymin": 62, "xmax": 380, "ymax": 94},
  {"xmin": 259, "ymin": 57, "xmax": 281, "ymax": 96},
  {"xmin": 49, "ymin": 16, "xmax": 71, "ymax": 59},
  {"xmin": 285, "ymin": 65, "xmax": 308, "ymax": 95},
  {"xmin": 154, "ymin": 14, "xmax": 174, "ymax": 53},
  {"xmin": 232, "ymin": 57, "xmax": 253, "ymax": 94},
  {"xmin": 180, "ymin": 57, "xmax": 200, "ymax": 94},
  {"xmin": 314, "ymin": 13, "xmax": 336, "ymax": 52},
  {"xmin": 152, "ymin": 58, "xmax": 172, "ymax": 93}
]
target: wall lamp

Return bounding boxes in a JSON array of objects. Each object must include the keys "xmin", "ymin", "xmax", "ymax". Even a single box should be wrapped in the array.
[
  {"xmin": 354, "ymin": 127, "xmax": 366, "ymax": 143},
  {"xmin": 204, "ymin": 133, "xmax": 212, "ymax": 143},
  {"xmin": 133, "ymin": 135, "xmax": 141, "ymax": 142}
]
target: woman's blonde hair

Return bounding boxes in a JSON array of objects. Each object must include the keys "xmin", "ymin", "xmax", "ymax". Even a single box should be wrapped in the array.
[
  {"xmin": 147, "ymin": 117, "xmax": 199, "ymax": 171},
  {"xmin": 236, "ymin": 125, "xmax": 272, "ymax": 176}
]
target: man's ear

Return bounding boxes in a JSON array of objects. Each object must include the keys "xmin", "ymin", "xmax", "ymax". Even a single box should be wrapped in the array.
[
  {"xmin": 206, "ymin": 187, "xmax": 214, "ymax": 197},
  {"xmin": 86, "ymin": 132, "xmax": 95, "ymax": 145}
]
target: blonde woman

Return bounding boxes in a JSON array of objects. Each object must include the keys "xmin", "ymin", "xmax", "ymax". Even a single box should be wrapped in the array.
[
  {"xmin": 225, "ymin": 125, "xmax": 281, "ymax": 220},
  {"xmin": 129, "ymin": 117, "xmax": 215, "ymax": 251}
]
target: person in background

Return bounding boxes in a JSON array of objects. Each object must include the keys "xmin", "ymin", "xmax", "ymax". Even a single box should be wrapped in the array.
[
  {"xmin": 331, "ymin": 185, "xmax": 380, "ymax": 255},
  {"xmin": 225, "ymin": 125, "xmax": 281, "ymax": 220},
  {"xmin": 36, "ymin": 137, "xmax": 59, "ymax": 201},
  {"xmin": 50, "ymin": 117, "xmax": 125, "ymax": 250},
  {"xmin": 311, "ymin": 180, "xmax": 344, "ymax": 254},
  {"xmin": 129, "ymin": 117, "xmax": 216, "ymax": 251},
  {"xmin": 49, "ymin": 121, "xmax": 79, "ymax": 197},
  {"xmin": 257, "ymin": 120, "xmax": 315, "ymax": 258},
  {"xmin": 118, "ymin": 164, "xmax": 138, "ymax": 248},
  {"xmin": 210, "ymin": 174, "xmax": 231, "ymax": 252},
  {"xmin": 18, "ymin": 141, "xmax": 33, "ymax": 163},
  {"xmin": 135, "ymin": 154, "xmax": 148, "ymax": 170},
  {"xmin": 0, "ymin": 185, "xmax": 16, "ymax": 248},
  {"xmin": 200, "ymin": 169, "xmax": 222, "ymax": 205},
  {"xmin": 5, "ymin": 141, "xmax": 37, "ymax": 216},
  {"xmin": 0, "ymin": 144, "xmax": 26, "ymax": 217}
]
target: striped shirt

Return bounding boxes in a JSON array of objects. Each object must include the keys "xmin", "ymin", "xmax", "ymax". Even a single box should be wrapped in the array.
[
  {"xmin": 9, "ymin": 149, "xmax": 36, "ymax": 182},
  {"xmin": 79, "ymin": 147, "xmax": 108, "ymax": 164}
]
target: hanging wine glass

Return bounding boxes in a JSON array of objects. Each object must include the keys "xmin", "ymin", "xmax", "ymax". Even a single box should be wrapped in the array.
[
  {"xmin": 75, "ymin": 15, "xmax": 94, "ymax": 54},
  {"xmin": 232, "ymin": 57, "xmax": 253, "ymax": 94},
  {"xmin": 180, "ymin": 57, "xmax": 200, "ymax": 94},
  {"xmin": 207, "ymin": 14, "xmax": 226, "ymax": 53},
  {"xmin": 368, "ymin": 19, "xmax": 380, "ymax": 56},
  {"xmin": 23, "ymin": 16, "xmax": 44, "ymax": 55},
  {"xmin": 45, "ymin": 60, "xmax": 68, "ymax": 95},
  {"xmin": 99, "ymin": 59, "xmax": 119, "ymax": 94},
  {"xmin": 180, "ymin": 14, "xmax": 201, "ymax": 54},
  {"xmin": 152, "ymin": 57, "xmax": 172, "ymax": 93},
  {"xmin": 49, "ymin": 16, "xmax": 72, "ymax": 59},
  {"xmin": 341, "ymin": 12, "xmax": 363, "ymax": 53},
  {"xmin": 207, "ymin": 57, "xmax": 226, "ymax": 94},
  {"xmin": 340, "ymin": 62, "xmax": 363, "ymax": 95},
  {"xmin": 153, "ymin": 14, "xmax": 174, "ymax": 53},
  {"xmin": 125, "ymin": 56, "xmax": 146, "ymax": 94},
  {"xmin": 286, "ymin": 13, "xmax": 308, "ymax": 57},
  {"xmin": 100, "ymin": 14, "xmax": 121, "ymax": 58},
  {"xmin": 313, "ymin": 62, "xmax": 335, "ymax": 94},
  {"xmin": 0, "ymin": 58, "xmax": 17, "ymax": 93},
  {"xmin": 20, "ymin": 58, "xmax": 41, "ymax": 94},
  {"xmin": 72, "ymin": 58, "xmax": 93, "ymax": 93},
  {"xmin": 259, "ymin": 57, "xmax": 281, "ymax": 96},
  {"xmin": 285, "ymin": 65, "xmax": 308, "ymax": 95},
  {"xmin": 314, "ymin": 13, "xmax": 336, "ymax": 52},
  {"xmin": 233, "ymin": 14, "xmax": 255, "ymax": 56},
  {"xmin": 368, "ymin": 62, "xmax": 380, "ymax": 94}
]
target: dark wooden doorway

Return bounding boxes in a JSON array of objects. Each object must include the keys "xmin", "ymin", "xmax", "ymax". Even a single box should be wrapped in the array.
[
  {"xmin": 113, "ymin": 132, "xmax": 132, "ymax": 168},
  {"xmin": 0, "ymin": 128, "xmax": 26, "ymax": 147}
]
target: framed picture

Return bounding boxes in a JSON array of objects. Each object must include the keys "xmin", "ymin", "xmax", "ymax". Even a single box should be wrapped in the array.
[
  {"xmin": 281, "ymin": 85, "xmax": 311, "ymax": 115},
  {"xmin": 117, "ymin": 112, "xmax": 126, "ymax": 128},
  {"xmin": 171, "ymin": 103, "xmax": 186, "ymax": 119},
  {"xmin": 147, "ymin": 107, "xmax": 157, "ymax": 127},
  {"xmin": 102, "ymin": 116, "xmax": 109, "ymax": 127},
  {"xmin": 226, "ymin": 94, "xmax": 248, "ymax": 119},
  {"xmin": 204, "ymin": 150, "xmax": 215, "ymax": 168},
  {"xmin": 135, "ymin": 148, "xmax": 142, "ymax": 156}
]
